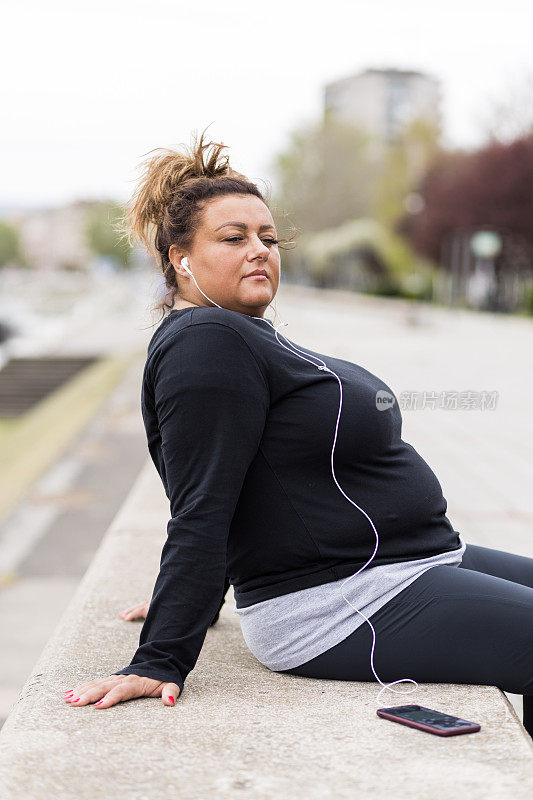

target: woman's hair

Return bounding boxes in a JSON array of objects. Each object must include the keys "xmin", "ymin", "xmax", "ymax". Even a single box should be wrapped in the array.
[{"xmin": 115, "ymin": 126, "xmax": 296, "ymax": 325}]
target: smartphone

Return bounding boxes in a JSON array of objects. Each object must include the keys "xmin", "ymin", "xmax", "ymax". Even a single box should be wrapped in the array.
[{"xmin": 377, "ymin": 704, "xmax": 481, "ymax": 736}]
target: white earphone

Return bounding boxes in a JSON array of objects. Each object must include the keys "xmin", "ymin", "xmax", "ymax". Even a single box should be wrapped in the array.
[{"xmin": 176, "ymin": 254, "xmax": 418, "ymax": 704}]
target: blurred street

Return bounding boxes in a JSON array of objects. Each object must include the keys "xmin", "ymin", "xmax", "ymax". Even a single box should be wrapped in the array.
[{"xmin": 0, "ymin": 267, "xmax": 159, "ymax": 726}]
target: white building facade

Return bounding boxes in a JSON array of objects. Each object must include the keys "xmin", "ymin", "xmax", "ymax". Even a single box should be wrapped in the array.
[{"xmin": 324, "ymin": 68, "xmax": 442, "ymax": 144}]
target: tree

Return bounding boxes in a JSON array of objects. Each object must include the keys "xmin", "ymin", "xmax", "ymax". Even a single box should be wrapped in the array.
[
  {"xmin": 270, "ymin": 114, "xmax": 381, "ymax": 234},
  {"xmin": 400, "ymin": 135, "xmax": 533, "ymax": 263},
  {"xmin": 398, "ymin": 134, "xmax": 533, "ymax": 310},
  {"xmin": 84, "ymin": 201, "xmax": 132, "ymax": 268},
  {"xmin": 0, "ymin": 220, "xmax": 23, "ymax": 267},
  {"xmin": 372, "ymin": 117, "xmax": 442, "ymax": 227}
]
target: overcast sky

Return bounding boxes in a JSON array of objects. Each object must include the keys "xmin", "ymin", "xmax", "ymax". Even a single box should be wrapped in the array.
[{"xmin": 2, "ymin": 0, "xmax": 532, "ymax": 210}]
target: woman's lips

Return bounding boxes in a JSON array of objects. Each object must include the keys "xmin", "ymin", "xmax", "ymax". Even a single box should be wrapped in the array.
[{"xmin": 245, "ymin": 275, "xmax": 268, "ymax": 280}]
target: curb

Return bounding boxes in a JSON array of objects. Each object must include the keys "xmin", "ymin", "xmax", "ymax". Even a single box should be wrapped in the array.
[{"xmin": 0, "ymin": 350, "xmax": 143, "ymax": 526}]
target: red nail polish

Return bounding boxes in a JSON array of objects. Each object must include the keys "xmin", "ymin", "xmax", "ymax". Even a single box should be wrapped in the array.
[
  {"xmin": 168, "ymin": 696, "xmax": 175, "ymax": 705},
  {"xmin": 72, "ymin": 698, "xmax": 80, "ymax": 702},
  {"xmin": 95, "ymin": 701, "xmax": 102, "ymax": 706}
]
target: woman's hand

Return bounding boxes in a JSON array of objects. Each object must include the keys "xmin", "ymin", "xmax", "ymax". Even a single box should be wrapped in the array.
[
  {"xmin": 63, "ymin": 674, "xmax": 181, "ymax": 708},
  {"xmin": 118, "ymin": 601, "xmax": 149, "ymax": 621}
]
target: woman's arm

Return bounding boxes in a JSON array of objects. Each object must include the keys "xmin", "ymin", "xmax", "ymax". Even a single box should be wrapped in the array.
[
  {"xmin": 111, "ymin": 322, "xmax": 269, "ymax": 694},
  {"xmin": 119, "ymin": 573, "xmax": 230, "ymax": 624}
]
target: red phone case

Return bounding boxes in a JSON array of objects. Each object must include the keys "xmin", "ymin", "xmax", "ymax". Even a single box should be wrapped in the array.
[{"xmin": 377, "ymin": 706, "xmax": 481, "ymax": 737}]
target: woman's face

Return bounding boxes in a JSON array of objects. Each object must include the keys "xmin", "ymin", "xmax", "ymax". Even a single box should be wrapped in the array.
[{"xmin": 170, "ymin": 194, "xmax": 280, "ymax": 317}]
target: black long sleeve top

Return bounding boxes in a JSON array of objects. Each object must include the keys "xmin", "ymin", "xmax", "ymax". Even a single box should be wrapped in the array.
[{"xmin": 113, "ymin": 305, "xmax": 461, "ymax": 691}]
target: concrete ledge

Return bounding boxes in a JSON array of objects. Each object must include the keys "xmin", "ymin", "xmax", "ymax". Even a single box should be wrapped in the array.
[{"xmin": 0, "ymin": 459, "xmax": 531, "ymax": 799}]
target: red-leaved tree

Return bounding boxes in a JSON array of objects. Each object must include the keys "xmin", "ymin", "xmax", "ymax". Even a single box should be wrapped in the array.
[{"xmin": 399, "ymin": 134, "xmax": 533, "ymax": 271}]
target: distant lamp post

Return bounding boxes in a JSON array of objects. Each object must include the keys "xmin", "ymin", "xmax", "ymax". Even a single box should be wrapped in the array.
[
  {"xmin": 470, "ymin": 230, "xmax": 502, "ymax": 260},
  {"xmin": 469, "ymin": 230, "xmax": 503, "ymax": 310}
]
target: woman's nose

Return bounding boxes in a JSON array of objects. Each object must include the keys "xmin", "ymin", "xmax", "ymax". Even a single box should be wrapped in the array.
[{"xmin": 248, "ymin": 238, "xmax": 270, "ymax": 258}]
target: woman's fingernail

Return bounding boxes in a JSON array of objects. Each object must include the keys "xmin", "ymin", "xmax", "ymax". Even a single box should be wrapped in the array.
[
  {"xmin": 95, "ymin": 701, "xmax": 103, "ymax": 706},
  {"xmin": 72, "ymin": 698, "xmax": 80, "ymax": 702},
  {"xmin": 168, "ymin": 696, "xmax": 175, "ymax": 705}
]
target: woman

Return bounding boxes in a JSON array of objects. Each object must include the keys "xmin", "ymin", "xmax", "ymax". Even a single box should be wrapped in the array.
[{"xmin": 64, "ymin": 131, "xmax": 533, "ymax": 736}]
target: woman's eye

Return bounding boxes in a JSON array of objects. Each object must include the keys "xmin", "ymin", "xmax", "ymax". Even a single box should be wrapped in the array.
[{"xmin": 224, "ymin": 237, "xmax": 279, "ymax": 245}]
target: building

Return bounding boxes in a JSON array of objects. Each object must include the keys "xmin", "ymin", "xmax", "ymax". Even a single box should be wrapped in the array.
[
  {"xmin": 11, "ymin": 200, "xmax": 97, "ymax": 272},
  {"xmin": 324, "ymin": 68, "xmax": 442, "ymax": 145}
]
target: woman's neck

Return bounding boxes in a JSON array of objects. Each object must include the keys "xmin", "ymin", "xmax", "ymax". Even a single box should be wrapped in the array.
[{"xmin": 172, "ymin": 300, "xmax": 202, "ymax": 311}]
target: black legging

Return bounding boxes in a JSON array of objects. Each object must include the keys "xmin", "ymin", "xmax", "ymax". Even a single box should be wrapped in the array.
[{"xmin": 277, "ymin": 543, "xmax": 533, "ymax": 736}]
